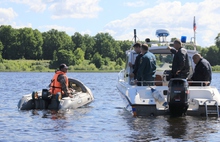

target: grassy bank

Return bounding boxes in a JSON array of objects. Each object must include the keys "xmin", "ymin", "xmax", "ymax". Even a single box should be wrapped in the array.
[
  {"xmin": 1, "ymin": 59, "xmax": 220, "ymax": 72},
  {"xmin": 0, "ymin": 59, "xmax": 124, "ymax": 72}
]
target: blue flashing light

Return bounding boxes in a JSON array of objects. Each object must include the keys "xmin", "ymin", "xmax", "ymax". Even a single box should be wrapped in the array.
[{"xmin": 181, "ymin": 36, "xmax": 187, "ymax": 43}]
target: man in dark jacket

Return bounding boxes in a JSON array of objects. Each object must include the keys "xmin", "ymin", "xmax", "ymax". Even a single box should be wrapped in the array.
[
  {"xmin": 136, "ymin": 44, "xmax": 156, "ymax": 86},
  {"xmin": 168, "ymin": 39, "xmax": 190, "ymax": 79},
  {"xmin": 189, "ymin": 54, "xmax": 212, "ymax": 86}
]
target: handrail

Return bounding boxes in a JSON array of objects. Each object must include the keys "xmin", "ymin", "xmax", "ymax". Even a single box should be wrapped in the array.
[
  {"xmin": 131, "ymin": 80, "xmax": 167, "ymax": 86},
  {"xmin": 128, "ymin": 80, "xmax": 211, "ymax": 86},
  {"xmin": 118, "ymin": 69, "xmax": 125, "ymax": 81},
  {"xmin": 187, "ymin": 81, "xmax": 210, "ymax": 86}
]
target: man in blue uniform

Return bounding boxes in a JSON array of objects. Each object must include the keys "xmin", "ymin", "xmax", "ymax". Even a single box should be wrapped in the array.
[
  {"xmin": 136, "ymin": 44, "xmax": 156, "ymax": 86},
  {"xmin": 189, "ymin": 53, "xmax": 212, "ymax": 86}
]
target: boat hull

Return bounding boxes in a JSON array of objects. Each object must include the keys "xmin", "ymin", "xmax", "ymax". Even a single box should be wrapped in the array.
[
  {"xmin": 18, "ymin": 89, "xmax": 94, "ymax": 110},
  {"xmin": 117, "ymin": 81, "xmax": 220, "ymax": 117},
  {"xmin": 127, "ymin": 104, "xmax": 219, "ymax": 117}
]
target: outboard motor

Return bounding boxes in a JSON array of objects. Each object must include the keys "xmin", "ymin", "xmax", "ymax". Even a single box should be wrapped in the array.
[{"xmin": 167, "ymin": 78, "xmax": 189, "ymax": 116}]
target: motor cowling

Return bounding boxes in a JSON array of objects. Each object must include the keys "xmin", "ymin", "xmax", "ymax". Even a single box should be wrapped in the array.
[{"xmin": 167, "ymin": 78, "xmax": 189, "ymax": 116}]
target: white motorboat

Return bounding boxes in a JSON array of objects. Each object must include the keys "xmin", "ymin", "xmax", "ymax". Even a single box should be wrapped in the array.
[
  {"xmin": 117, "ymin": 29, "xmax": 220, "ymax": 117},
  {"xmin": 18, "ymin": 78, "xmax": 94, "ymax": 110}
]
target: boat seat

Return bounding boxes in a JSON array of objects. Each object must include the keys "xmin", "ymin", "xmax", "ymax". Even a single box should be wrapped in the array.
[{"xmin": 155, "ymin": 75, "xmax": 163, "ymax": 86}]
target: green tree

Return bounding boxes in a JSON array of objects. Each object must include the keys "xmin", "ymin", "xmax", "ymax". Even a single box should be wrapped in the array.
[
  {"xmin": 93, "ymin": 33, "xmax": 117, "ymax": 60},
  {"xmin": 116, "ymin": 58, "xmax": 124, "ymax": 66},
  {"xmin": 71, "ymin": 32, "xmax": 86, "ymax": 51},
  {"xmin": 50, "ymin": 49, "xmax": 74, "ymax": 68},
  {"xmin": 215, "ymin": 33, "xmax": 220, "ymax": 48},
  {"xmin": 73, "ymin": 48, "xmax": 85, "ymax": 65},
  {"xmin": 90, "ymin": 52, "xmax": 103, "ymax": 68},
  {"xmin": 83, "ymin": 34, "xmax": 95, "ymax": 60},
  {"xmin": 200, "ymin": 47, "xmax": 208, "ymax": 58},
  {"xmin": 42, "ymin": 29, "xmax": 74, "ymax": 60},
  {"xmin": 18, "ymin": 28, "xmax": 43, "ymax": 59},
  {"xmin": 117, "ymin": 40, "xmax": 133, "ymax": 52},
  {"xmin": 117, "ymin": 40, "xmax": 132, "ymax": 62},
  {"xmin": 0, "ymin": 41, "xmax": 3, "ymax": 62},
  {"xmin": 0, "ymin": 25, "xmax": 20, "ymax": 59},
  {"xmin": 103, "ymin": 57, "xmax": 110, "ymax": 65},
  {"xmin": 171, "ymin": 37, "xmax": 177, "ymax": 42},
  {"xmin": 205, "ymin": 45, "xmax": 219, "ymax": 66}
]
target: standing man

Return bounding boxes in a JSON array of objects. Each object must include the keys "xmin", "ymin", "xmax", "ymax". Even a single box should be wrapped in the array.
[
  {"xmin": 189, "ymin": 53, "xmax": 212, "ymax": 86},
  {"xmin": 129, "ymin": 42, "xmax": 143, "ymax": 79},
  {"xmin": 168, "ymin": 39, "xmax": 190, "ymax": 79},
  {"xmin": 49, "ymin": 63, "xmax": 73, "ymax": 98},
  {"xmin": 136, "ymin": 44, "xmax": 156, "ymax": 86}
]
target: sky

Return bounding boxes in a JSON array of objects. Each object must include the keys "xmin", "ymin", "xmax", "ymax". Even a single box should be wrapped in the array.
[{"xmin": 0, "ymin": 0, "xmax": 220, "ymax": 47}]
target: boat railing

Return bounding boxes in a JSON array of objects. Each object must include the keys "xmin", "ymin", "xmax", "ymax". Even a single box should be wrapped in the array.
[
  {"xmin": 118, "ymin": 69, "xmax": 125, "ymax": 81},
  {"xmin": 129, "ymin": 80, "xmax": 211, "ymax": 87},
  {"xmin": 187, "ymin": 81, "xmax": 211, "ymax": 87},
  {"xmin": 131, "ymin": 80, "xmax": 168, "ymax": 86}
]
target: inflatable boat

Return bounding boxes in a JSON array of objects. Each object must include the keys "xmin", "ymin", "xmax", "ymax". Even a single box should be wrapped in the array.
[{"xmin": 18, "ymin": 78, "xmax": 94, "ymax": 110}]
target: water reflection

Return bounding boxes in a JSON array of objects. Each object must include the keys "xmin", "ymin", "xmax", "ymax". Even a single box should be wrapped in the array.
[
  {"xmin": 30, "ymin": 106, "xmax": 93, "ymax": 120},
  {"xmin": 42, "ymin": 110, "xmax": 66, "ymax": 120},
  {"xmin": 121, "ymin": 111, "xmax": 220, "ymax": 142},
  {"xmin": 165, "ymin": 116, "xmax": 188, "ymax": 139}
]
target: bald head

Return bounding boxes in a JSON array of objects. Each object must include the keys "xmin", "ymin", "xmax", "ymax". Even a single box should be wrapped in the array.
[{"xmin": 193, "ymin": 53, "xmax": 202, "ymax": 64}]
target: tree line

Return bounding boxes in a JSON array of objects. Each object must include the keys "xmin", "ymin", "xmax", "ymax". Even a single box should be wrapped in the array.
[
  {"xmin": 0, "ymin": 25, "xmax": 131, "ymax": 69},
  {"xmin": 0, "ymin": 25, "xmax": 220, "ymax": 70}
]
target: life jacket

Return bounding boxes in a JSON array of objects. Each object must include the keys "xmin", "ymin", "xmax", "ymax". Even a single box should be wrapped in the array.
[{"xmin": 49, "ymin": 71, "xmax": 69, "ymax": 95}]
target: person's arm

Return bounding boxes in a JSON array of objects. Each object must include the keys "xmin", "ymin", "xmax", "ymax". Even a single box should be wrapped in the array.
[
  {"xmin": 57, "ymin": 74, "xmax": 68, "ymax": 94},
  {"xmin": 168, "ymin": 46, "xmax": 177, "ymax": 54}
]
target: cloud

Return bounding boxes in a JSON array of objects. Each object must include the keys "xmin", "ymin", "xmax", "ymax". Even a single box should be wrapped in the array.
[
  {"xmin": 12, "ymin": 23, "xmax": 32, "ymax": 29},
  {"xmin": 0, "ymin": 7, "xmax": 17, "ymax": 24},
  {"xmin": 8, "ymin": 0, "xmax": 102, "ymax": 18},
  {"xmin": 124, "ymin": 1, "xmax": 148, "ymax": 7},
  {"xmin": 38, "ymin": 25, "xmax": 75, "ymax": 35},
  {"xmin": 80, "ymin": 30, "xmax": 92, "ymax": 35},
  {"xmin": 9, "ymin": 0, "xmax": 47, "ymax": 12},
  {"xmin": 48, "ymin": 0, "xmax": 102, "ymax": 19},
  {"xmin": 39, "ymin": 25, "xmax": 92, "ymax": 36},
  {"xmin": 105, "ymin": 0, "xmax": 220, "ymax": 47}
]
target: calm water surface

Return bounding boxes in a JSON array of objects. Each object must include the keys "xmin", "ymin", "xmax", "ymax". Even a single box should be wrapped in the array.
[{"xmin": 1, "ymin": 72, "xmax": 220, "ymax": 142}]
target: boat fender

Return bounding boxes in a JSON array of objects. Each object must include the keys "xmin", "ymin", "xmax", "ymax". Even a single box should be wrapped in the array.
[{"xmin": 151, "ymin": 88, "xmax": 167, "ymax": 107}]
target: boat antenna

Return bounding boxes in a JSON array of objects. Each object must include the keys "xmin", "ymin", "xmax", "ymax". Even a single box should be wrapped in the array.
[{"xmin": 134, "ymin": 29, "xmax": 137, "ymax": 43}]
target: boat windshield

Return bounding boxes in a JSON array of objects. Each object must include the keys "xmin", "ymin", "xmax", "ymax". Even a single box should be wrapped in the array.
[{"xmin": 155, "ymin": 53, "xmax": 173, "ymax": 71}]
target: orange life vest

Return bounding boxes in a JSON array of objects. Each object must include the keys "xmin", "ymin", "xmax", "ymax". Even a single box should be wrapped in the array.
[{"xmin": 49, "ymin": 71, "xmax": 68, "ymax": 95}]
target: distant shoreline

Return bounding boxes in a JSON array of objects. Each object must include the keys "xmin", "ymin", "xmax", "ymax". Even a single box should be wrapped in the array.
[
  {"xmin": 0, "ymin": 59, "xmax": 123, "ymax": 72},
  {"xmin": 1, "ymin": 59, "xmax": 220, "ymax": 72}
]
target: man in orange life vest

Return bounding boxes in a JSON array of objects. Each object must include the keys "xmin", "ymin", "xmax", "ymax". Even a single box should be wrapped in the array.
[{"xmin": 49, "ymin": 63, "xmax": 73, "ymax": 98}]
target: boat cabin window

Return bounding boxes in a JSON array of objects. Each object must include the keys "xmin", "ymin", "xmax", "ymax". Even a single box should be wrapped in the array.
[{"xmin": 155, "ymin": 54, "xmax": 173, "ymax": 70}]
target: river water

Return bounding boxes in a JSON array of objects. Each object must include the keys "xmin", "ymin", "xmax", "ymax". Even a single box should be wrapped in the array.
[{"xmin": 0, "ymin": 72, "xmax": 220, "ymax": 142}]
